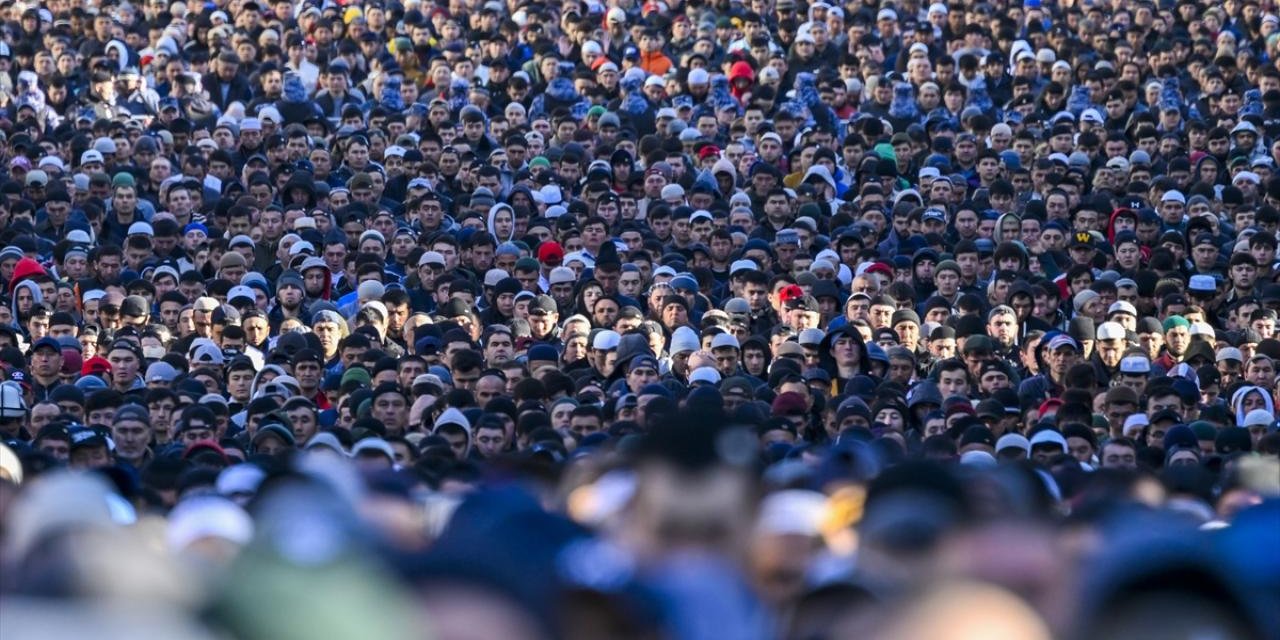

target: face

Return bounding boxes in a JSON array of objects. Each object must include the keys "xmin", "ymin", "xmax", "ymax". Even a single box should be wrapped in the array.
[
  {"xmin": 108, "ymin": 347, "xmax": 141, "ymax": 386},
  {"xmin": 1246, "ymin": 358, "xmax": 1275, "ymax": 386},
  {"xmin": 374, "ymin": 392, "xmax": 408, "ymax": 432},
  {"xmin": 1101, "ymin": 443, "xmax": 1136, "ymax": 469},
  {"xmin": 112, "ymin": 419, "xmax": 151, "ymax": 459},
  {"xmin": 938, "ymin": 369, "xmax": 969, "ymax": 398},
  {"xmin": 569, "ymin": 413, "xmax": 602, "ymax": 438}
]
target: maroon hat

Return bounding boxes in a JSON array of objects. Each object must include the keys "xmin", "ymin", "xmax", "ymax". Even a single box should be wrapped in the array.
[{"xmin": 771, "ymin": 391, "xmax": 808, "ymax": 417}]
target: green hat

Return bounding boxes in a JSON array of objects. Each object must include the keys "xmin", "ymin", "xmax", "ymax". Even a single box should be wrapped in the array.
[
  {"xmin": 341, "ymin": 367, "xmax": 371, "ymax": 388},
  {"xmin": 112, "ymin": 172, "xmax": 136, "ymax": 188},
  {"xmin": 1162, "ymin": 315, "xmax": 1190, "ymax": 332},
  {"xmin": 1188, "ymin": 421, "xmax": 1218, "ymax": 441},
  {"xmin": 1091, "ymin": 414, "xmax": 1109, "ymax": 433},
  {"xmin": 529, "ymin": 156, "xmax": 551, "ymax": 169},
  {"xmin": 797, "ymin": 202, "xmax": 823, "ymax": 219},
  {"xmin": 935, "ymin": 259, "xmax": 961, "ymax": 276},
  {"xmin": 587, "ymin": 105, "xmax": 607, "ymax": 119}
]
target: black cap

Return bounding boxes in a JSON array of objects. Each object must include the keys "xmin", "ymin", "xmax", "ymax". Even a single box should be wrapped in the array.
[
  {"xmin": 529, "ymin": 295, "xmax": 557, "ymax": 315},
  {"xmin": 68, "ymin": 426, "xmax": 107, "ymax": 450},
  {"xmin": 441, "ymin": 298, "xmax": 471, "ymax": 317}
]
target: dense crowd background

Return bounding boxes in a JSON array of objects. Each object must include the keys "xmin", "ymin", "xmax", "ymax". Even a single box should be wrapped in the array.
[{"xmin": 0, "ymin": 0, "xmax": 1278, "ymax": 637}]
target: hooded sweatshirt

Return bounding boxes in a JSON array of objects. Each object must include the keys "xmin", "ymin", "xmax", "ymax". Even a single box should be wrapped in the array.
[
  {"xmin": 728, "ymin": 61, "xmax": 755, "ymax": 105},
  {"xmin": 487, "ymin": 203, "xmax": 516, "ymax": 243},
  {"xmin": 10, "ymin": 280, "xmax": 42, "ymax": 332},
  {"xmin": 434, "ymin": 407, "xmax": 473, "ymax": 457},
  {"xmin": 1232, "ymin": 385, "xmax": 1276, "ymax": 427}
]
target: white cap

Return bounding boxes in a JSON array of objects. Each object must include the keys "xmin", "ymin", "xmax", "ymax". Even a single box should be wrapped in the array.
[
  {"xmin": 1119, "ymin": 356, "xmax": 1151, "ymax": 374},
  {"xmin": 1233, "ymin": 171, "xmax": 1261, "ymax": 185},
  {"xmin": 1216, "ymin": 347, "xmax": 1243, "ymax": 363},
  {"xmin": 730, "ymin": 259, "xmax": 757, "ymax": 275},
  {"xmin": 128, "ymin": 221, "xmax": 155, "ymax": 236},
  {"xmin": 38, "ymin": 156, "xmax": 65, "ymax": 170},
  {"xmin": 1188, "ymin": 275, "xmax": 1217, "ymax": 293},
  {"xmin": 1161, "ymin": 190, "xmax": 1186, "ymax": 204},
  {"xmin": 1189, "ymin": 322, "xmax": 1216, "ymax": 338},
  {"xmin": 418, "ymin": 251, "xmax": 446, "ymax": 267},
  {"xmin": 227, "ymin": 285, "xmax": 256, "ymax": 304},
  {"xmin": 484, "ymin": 268, "xmax": 509, "ymax": 288},
  {"xmin": 688, "ymin": 366, "xmax": 722, "ymax": 385},
  {"xmin": 535, "ymin": 184, "xmax": 563, "ymax": 205},
  {"xmin": 1243, "ymin": 409, "xmax": 1274, "ymax": 428},
  {"xmin": 1028, "ymin": 430, "xmax": 1068, "ymax": 451},
  {"xmin": 258, "ymin": 106, "xmax": 282, "ymax": 123},
  {"xmin": 593, "ymin": 330, "xmax": 621, "ymax": 350},
  {"xmin": 1108, "ymin": 301, "xmax": 1137, "ymax": 317},
  {"xmin": 1096, "ymin": 322, "xmax": 1126, "ymax": 340},
  {"xmin": 1123, "ymin": 414, "xmax": 1149, "ymax": 437},
  {"xmin": 548, "ymin": 266, "xmax": 577, "ymax": 285},
  {"xmin": 80, "ymin": 149, "xmax": 104, "ymax": 165},
  {"xmin": 995, "ymin": 434, "xmax": 1030, "ymax": 456}
]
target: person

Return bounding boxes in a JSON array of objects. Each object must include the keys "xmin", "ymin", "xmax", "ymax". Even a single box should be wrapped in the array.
[{"xmin": 0, "ymin": 2, "xmax": 1276, "ymax": 640}]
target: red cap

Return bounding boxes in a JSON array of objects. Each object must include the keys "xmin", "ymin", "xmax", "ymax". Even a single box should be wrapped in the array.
[
  {"xmin": 81, "ymin": 356, "xmax": 112, "ymax": 376},
  {"xmin": 537, "ymin": 242, "xmax": 565, "ymax": 264},
  {"xmin": 864, "ymin": 262, "xmax": 892, "ymax": 277},
  {"xmin": 1038, "ymin": 398, "xmax": 1064, "ymax": 418},
  {"xmin": 697, "ymin": 146, "xmax": 721, "ymax": 160},
  {"xmin": 183, "ymin": 439, "xmax": 229, "ymax": 462},
  {"xmin": 778, "ymin": 284, "xmax": 804, "ymax": 302}
]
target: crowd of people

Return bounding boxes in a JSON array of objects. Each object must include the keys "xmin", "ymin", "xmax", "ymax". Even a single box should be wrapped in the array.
[{"xmin": 0, "ymin": 0, "xmax": 1279, "ymax": 637}]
